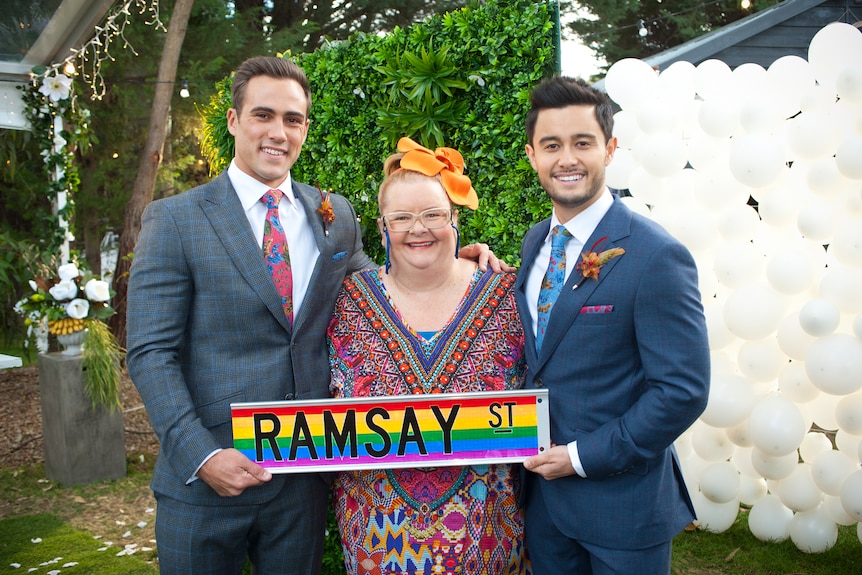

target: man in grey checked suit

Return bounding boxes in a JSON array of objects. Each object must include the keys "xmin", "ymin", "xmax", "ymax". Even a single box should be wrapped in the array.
[
  {"xmin": 515, "ymin": 76, "xmax": 710, "ymax": 574},
  {"xmin": 127, "ymin": 56, "xmax": 499, "ymax": 575}
]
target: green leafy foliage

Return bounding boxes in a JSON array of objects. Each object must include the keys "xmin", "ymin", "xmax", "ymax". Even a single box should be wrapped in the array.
[{"xmin": 201, "ymin": 0, "xmax": 559, "ymax": 266}]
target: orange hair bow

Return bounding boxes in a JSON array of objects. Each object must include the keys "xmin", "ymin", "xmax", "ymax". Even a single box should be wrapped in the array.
[{"xmin": 397, "ymin": 137, "xmax": 479, "ymax": 210}]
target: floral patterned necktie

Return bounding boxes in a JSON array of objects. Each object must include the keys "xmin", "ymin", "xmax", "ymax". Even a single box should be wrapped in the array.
[
  {"xmin": 536, "ymin": 224, "xmax": 572, "ymax": 351},
  {"xmin": 261, "ymin": 189, "xmax": 293, "ymax": 327}
]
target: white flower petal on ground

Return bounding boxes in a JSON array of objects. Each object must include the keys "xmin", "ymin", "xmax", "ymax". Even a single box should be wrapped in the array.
[
  {"xmin": 84, "ymin": 279, "xmax": 111, "ymax": 302},
  {"xmin": 65, "ymin": 298, "xmax": 89, "ymax": 319},
  {"xmin": 30, "ymin": 538, "xmax": 41, "ymax": 543}
]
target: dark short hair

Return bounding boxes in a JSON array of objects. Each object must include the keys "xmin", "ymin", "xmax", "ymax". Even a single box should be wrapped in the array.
[
  {"xmin": 231, "ymin": 56, "xmax": 312, "ymax": 116},
  {"xmin": 525, "ymin": 76, "xmax": 614, "ymax": 145}
]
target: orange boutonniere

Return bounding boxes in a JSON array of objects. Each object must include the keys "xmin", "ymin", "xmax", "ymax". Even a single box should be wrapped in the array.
[
  {"xmin": 316, "ymin": 184, "xmax": 335, "ymax": 236},
  {"xmin": 573, "ymin": 236, "xmax": 625, "ymax": 290}
]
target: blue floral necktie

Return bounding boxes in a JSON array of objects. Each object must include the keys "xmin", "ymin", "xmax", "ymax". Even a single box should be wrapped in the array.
[{"xmin": 536, "ymin": 225, "xmax": 572, "ymax": 351}]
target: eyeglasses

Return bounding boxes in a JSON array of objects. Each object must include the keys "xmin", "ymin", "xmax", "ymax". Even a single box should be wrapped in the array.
[{"xmin": 383, "ymin": 208, "xmax": 452, "ymax": 232}]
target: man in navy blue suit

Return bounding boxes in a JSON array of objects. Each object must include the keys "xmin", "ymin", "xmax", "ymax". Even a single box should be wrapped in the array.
[{"xmin": 515, "ymin": 75, "xmax": 710, "ymax": 574}]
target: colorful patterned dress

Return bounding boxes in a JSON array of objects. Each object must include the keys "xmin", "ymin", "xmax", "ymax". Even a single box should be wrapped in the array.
[{"xmin": 327, "ymin": 268, "xmax": 529, "ymax": 575}]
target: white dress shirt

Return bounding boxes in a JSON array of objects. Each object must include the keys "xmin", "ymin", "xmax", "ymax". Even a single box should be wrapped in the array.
[{"xmin": 228, "ymin": 160, "xmax": 320, "ymax": 317}]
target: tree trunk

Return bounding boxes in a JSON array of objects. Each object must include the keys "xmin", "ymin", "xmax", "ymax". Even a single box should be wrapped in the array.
[{"xmin": 110, "ymin": 0, "xmax": 196, "ymax": 348}]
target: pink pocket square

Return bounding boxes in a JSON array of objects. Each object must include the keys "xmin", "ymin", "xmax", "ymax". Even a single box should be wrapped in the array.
[{"xmin": 580, "ymin": 305, "xmax": 614, "ymax": 314}]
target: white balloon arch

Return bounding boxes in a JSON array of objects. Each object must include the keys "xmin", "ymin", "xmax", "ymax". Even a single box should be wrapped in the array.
[{"xmin": 599, "ymin": 22, "xmax": 862, "ymax": 553}]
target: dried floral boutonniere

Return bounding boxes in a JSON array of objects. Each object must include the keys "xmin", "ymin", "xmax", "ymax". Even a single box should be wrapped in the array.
[
  {"xmin": 573, "ymin": 236, "xmax": 625, "ymax": 290},
  {"xmin": 316, "ymin": 184, "xmax": 336, "ymax": 236}
]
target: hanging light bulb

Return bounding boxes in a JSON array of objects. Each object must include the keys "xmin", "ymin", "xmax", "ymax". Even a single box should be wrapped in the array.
[
  {"xmin": 741, "ymin": 0, "xmax": 752, "ymax": 9},
  {"xmin": 637, "ymin": 19, "xmax": 649, "ymax": 38},
  {"xmin": 179, "ymin": 80, "xmax": 190, "ymax": 98},
  {"xmin": 64, "ymin": 61, "xmax": 76, "ymax": 76}
]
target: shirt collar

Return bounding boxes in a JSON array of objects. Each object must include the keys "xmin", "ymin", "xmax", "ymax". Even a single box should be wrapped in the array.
[
  {"xmin": 546, "ymin": 188, "xmax": 614, "ymax": 245},
  {"xmin": 228, "ymin": 159, "xmax": 296, "ymax": 212}
]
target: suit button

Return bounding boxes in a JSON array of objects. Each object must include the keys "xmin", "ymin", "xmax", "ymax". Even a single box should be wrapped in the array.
[
  {"xmin": 284, "ymin": 393, "xmax": 295, "ymax": 400},
  {"xmin": 534, "ymin": 378, "xmax": 543, "ymax": 388}
]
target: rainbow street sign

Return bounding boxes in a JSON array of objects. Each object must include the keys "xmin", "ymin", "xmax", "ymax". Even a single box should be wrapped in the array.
[{"xmin": 231, "ymin": 389, "xmax": 549, "ymax": 473}]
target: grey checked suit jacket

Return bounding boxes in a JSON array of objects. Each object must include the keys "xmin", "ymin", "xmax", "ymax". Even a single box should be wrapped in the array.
[
  {"xmin": 515, "ymin": 194, "xmax": 710, "ymax": 550},
  {"xmin": 126, "ymin": 172, "xmax": 373, "ymax": 506}
]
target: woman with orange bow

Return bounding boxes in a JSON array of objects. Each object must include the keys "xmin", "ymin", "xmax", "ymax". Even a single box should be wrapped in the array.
[{"xmin": 327, "ymin": 137, "xmax": 530, "ymax": 574}]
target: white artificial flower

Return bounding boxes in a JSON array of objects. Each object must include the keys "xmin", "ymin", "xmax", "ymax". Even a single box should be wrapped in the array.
[
  {"xmin": 49, "ymin": 280, "xmax": 78, "ymax": 301},
  {"xmin": 29, "ymin": 280, "xmax": 38, "ymax": 291},
  {"xmin": 84, "ymin": 279, "xmax": 111, "ymax": 302},
  {"xmin": 468, "ymin": 74, "xmax": 486, "ymax": 87},
  {"xmin": 53, "ymin": 133, "xmax": 67, "ymax": 151},
  {"xmin": 57, "ymin": 263, "xmax": 79, "ymax": 281},
  {"xmin": 65, "ymin": 298, "xmax": 90, "ymax": 319},
  {"xmin": 38, "ymin": 74, "xmax": 73, "ymax": 102}
]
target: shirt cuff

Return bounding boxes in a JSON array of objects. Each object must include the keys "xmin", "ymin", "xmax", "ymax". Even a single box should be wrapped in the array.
[
  {"xmin": 187, "ymin": 448, "xmax": 222, "ymax": 484},
  {"xmin": 567, "ymin": 441, "xmax": 587, "ymax": 478}
]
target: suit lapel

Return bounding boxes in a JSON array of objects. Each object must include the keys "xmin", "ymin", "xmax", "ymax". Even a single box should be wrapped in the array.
[
  {"xmin": 535, "ymin": 197, "xmax": 633, "ymax": 366},
  {"xmin": 200, "ymin": 173, "xmax": 292, "ymax": 332}
]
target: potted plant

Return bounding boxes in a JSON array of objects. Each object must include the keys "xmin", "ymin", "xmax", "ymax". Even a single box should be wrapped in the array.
[{"xmin": 14, "ymin": 262, "xmax": 123, "ymax": 411}]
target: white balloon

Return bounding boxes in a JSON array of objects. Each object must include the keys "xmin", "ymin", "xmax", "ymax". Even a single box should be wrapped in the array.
[
  {"xmin": 835, "ymin": 393, "xmax": 862, "ymax": 435},
  {"xmin": 727, "ymin": 419, "xmax": 755, "ymax": 448},
  {"xmin": 611, "ymin": 110, "xmax": 641, "ymax": 148},
  {"xmin": 785, "ymin": 111, "xmax": 842, "ymax": 160},
  {"xmin": 717, "ymin": 204, "xmax": 760, "ymax": 243},
  {"xmin": 805, "ymin": 334, "xmax": 862, "ymax": 395},
  {"xmin": 732, "ymin": 446, "xmax": 761, "ymax": 477},
  {"xmin": 699, "ymin": 461, "xmax": 741, "ymax": 503},
  {"xmin": 698, "ymin": 98, "xmax": 740, "ymax": 138},
  {"xmin": 807, "ymin": 393, "xmax": 842, "ymax": 431},
  {"xmin": 839, "ymin": 469, "xmax": 862, "ymax": 521},
  {"xmin": 820, "ymin": 264, "xmax": 862, "ymax": 312},
  {"xmin": 749, "ymin": 395, "xmax": 807, "ymax": 456},
  {"xmin": 636, "ymin": 132, "xmax": 688, "ymax": 178},
  {"xmin": 799, "ymin": 431, "xmax": 834, "ymax": 463},
  {"xmin": 836, "ymin": 64, "xmax": 862, "ymax": 105},
  {"xmin": 800, "ymin": 83, "xmax": 837, "ymax": 113},
  {"xmin": 751, "ymin": 447, "xmax": 798, "ymax": 481},
  {"xmin": 797, "ymin": 194, "xmax": 839, "ymax": 243},
  {"xmin": 605, "ymin": 146, "xmax": 637, "ymax": 190},
  {"xmin": 739, "ymin": 474, "xmax": 768, "ymax": 506},
  {"xmin": 789, "ymin": 507, "xmax": 838, "ymax": 553},
  {"xmin": 714, "ymin": 241, "xmax": 766, "ymax": 289},
  {"xmin": 830, "ymin": 220, "xmax": 862, "ymax": 268},
  {"xmin": 701, "ymin": 373, "xmax": 757, "ymax": 428},
  {"xmin": 748, "ymin": 494, "xmax": 793, "ymax": 542},
  {"xmin": 777, "ymin": 362, "xmax": 820, "ymax": 403},
  {"xmin": 767, "ymin": 55, "xmax": 816, "ymax": 119},
  {"xmin": 729, "ymin": 133, "xmax": 786, "ymax": 188},
  {"xmin": 808, "ymin": 22, "xmax": 862, "ymax": 95},
  {"xmin": 812, "ymin": 449, "xmax": 858, "ymax": 496},
  {"xmin": 767, "ymin": 246, "xmax": 819, "ymax": 296},
  {"xmin": 777, "ymin": 463, "xmax": 822, "ymax": 512},
  {"xmin": 627, "ymin": 166, "xmax": 667, "ymax": 206},
  {"xmin": 691, "ymin": 421, "xmax": 736, "ymax": 461},
  {"xmin": 856, "ymin": 312, "xmax": 862, "ymax": 340},
  {"xmin": 691, "ymin": 491, "xmax": 739, "ymax": 533},
  {"xmin": 836, "ymin": 430, "xmax": 862, "ymax": 461},
  {"xmin": 705, "ymin": 303, "xmax": 735, "ymax": 350},
  {"xmin": 823, "ymin": 494, "xmax": 857, "ymax": 526},
  {"xmin": 634, "ymin": 95, "xmax": 681, "ymax": 134},
  {"xmin": 605, "ymin": 58, "xmax": 659, "ymax": 110},
  {"xmin": 695, "ymin": 59, "xmax": 733, "ymax": 101},
  {"xmin": 658, "ymin": 60, "xmax": 697, "ymax": 104},
  {"xmin": 777, "ymin": 314, "xmax": 816, "ymax": 362},
  {"xmin": 723, "ymin": 283, "xmax": 785, "ymax": 340},
  {"xmin": 835, "ymin": 136, "xmax": 862, "ymax": 180},
  {"xmin": 737, "ymin": 339, "xmax": 785, "ymax": 382},
  {"xmin": 757, "ymin": 184, "xmax": 801, "ymax": 228},
  {"xmin": 798, "ymin": 299, "xmax": 841, "ymax": 337}
]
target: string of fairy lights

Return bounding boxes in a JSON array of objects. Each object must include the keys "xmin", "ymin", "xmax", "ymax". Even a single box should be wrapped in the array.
[{"xmin": 40, "ymin": 0, "xmax": 166, "ymax": 100}]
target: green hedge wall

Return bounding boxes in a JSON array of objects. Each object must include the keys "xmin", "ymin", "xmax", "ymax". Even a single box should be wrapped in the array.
[{"xmin": 201, "ymin": 0, "xmax": 558, "ymax": 266}]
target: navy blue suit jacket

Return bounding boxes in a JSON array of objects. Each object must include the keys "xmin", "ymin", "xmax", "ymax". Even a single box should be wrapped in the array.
[{"xmin": 515, "ymin": 194, "xmax": 710, "ymax": 550}]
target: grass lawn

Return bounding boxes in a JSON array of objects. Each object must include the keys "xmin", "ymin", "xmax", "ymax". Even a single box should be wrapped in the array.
[{"xmin": 1, "ymin": 457, "xmax": 860, "ymax": 574}]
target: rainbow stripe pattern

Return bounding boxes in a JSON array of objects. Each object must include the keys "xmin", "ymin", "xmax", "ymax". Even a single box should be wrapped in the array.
[{"xmin": 231, "ymin": 389, "xmax": 549, "ymax": 473}]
